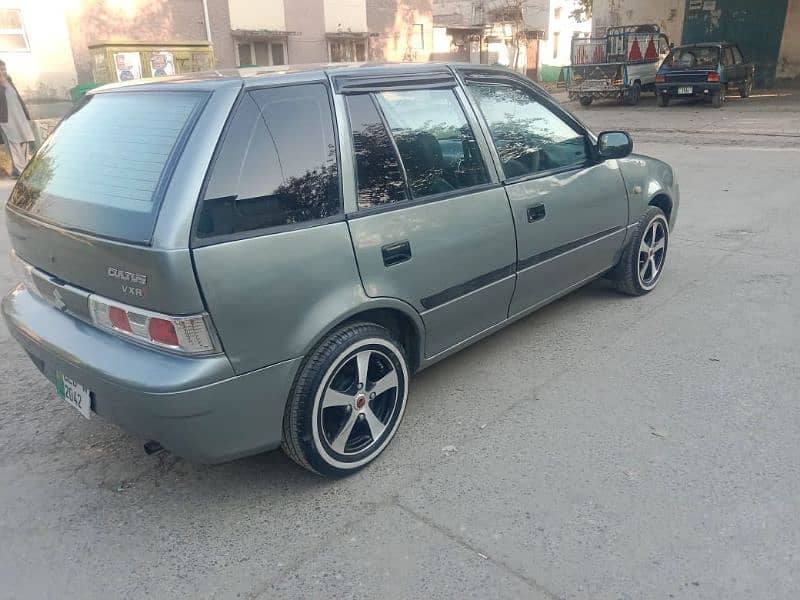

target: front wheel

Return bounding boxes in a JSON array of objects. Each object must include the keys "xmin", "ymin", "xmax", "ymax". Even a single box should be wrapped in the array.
[
  {"xmin": 579, "ymin": 96, "xmax": 593, "ymax": 107},
  {"xmin": 610, "ymin": 207, "xmax": 669, "ymax": 296},
  {"xmin": 282, "ymin": 322, "xmax": 410, "ymax": 477}
]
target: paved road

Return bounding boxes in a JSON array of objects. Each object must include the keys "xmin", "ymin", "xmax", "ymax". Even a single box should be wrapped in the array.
[{"xmin": 1, "ymin": 92, "xmax": 799, "ymax": 599}]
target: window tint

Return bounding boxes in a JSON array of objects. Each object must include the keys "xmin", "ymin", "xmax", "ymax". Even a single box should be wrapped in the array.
[
  {"xmin": 197, "ymin": 84, "xmax": 340, "ymax": 238},
  {"xmin": 346, "ymin": 94, "xmax": 408, "ymax": 209},
  {"xmin": 468, "ymin": 82, "xmax": 588, "ymax": 178},
  {"xmin": 10, "ymin": 90, "xmax": 205, "ymax": 243},
  {"xmin": 723, "ymin": 47, "xmax": 734, "ymax": 66},
  {"xmin": 374, "ymin": 88, "xmax": 488, "ymax": 198}
]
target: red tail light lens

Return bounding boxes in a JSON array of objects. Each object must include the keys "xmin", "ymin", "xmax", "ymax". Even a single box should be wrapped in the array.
[
  {"xmin": 108, "ymin": 306, "xmax": 132, "ymax": 332},
  {"xmin": 89, "ymin": 296, "xmax": 219, "ymax": 355},
  {"xmin": 707, "ymin": 72, "xmax": 720, "ymax": 82},
  {"xmin": 655, "ymin": 74, "xmax": 665, "ymax": 83},
  {"xmin": 148, "ymin": 318, "xmax": 180, "ymax": 347}
]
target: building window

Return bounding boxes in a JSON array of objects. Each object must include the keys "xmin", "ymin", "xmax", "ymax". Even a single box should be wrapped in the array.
[
  {"xmin": 236, "ymin": 40, "xmax": 288, "ymax": 67},
  {"xmin": 554, "ymin": 7, "xmax": 562, "ymax": 20},
  {"xmin": 0, "ymin": 9, "xmax": 29, "ymax": 52},
  {"xmin": 329, "ymin": 39, "xmax": 367, "ymax": 62},
  {"xmin": 411, "ymin": 24, "xmax": 424, "ymax": 49},
  {"xmin": 553, "ymin": 32, "xmax": 560, "ymax": 59}
]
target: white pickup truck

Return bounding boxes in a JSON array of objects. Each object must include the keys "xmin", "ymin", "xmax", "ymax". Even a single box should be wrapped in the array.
[{"xmin": 561, "ymin": 25, "xmax": 670, "ymax": 106}]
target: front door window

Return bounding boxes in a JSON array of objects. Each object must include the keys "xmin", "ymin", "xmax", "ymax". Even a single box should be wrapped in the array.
[{"xmin": 467, "ymin": 82, "xmax": 589, "ymax": 179}]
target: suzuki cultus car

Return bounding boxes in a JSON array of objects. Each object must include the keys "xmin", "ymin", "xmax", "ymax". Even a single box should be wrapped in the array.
[{"xmin": 3, "ymin": 64, "xmax": 679, "ymax": 477}]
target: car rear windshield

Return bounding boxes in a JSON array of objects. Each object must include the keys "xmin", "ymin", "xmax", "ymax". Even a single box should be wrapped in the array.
[
  {"xmin": 9, "ymin": 90, "xmax": 206, "ymax": 243},
  {"xmin": 665, "ymin": 46, "xmax": 719, "ymax": 69}
]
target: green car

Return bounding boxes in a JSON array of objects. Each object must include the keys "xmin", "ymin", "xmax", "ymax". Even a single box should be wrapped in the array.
[{"xmin": 2, "ymin": 63, "xmax": 679, "ymax": 477}]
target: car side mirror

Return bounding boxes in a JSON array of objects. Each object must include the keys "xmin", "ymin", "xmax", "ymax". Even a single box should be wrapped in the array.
[{"xmin": 597, "ymin": 131, "xmax": 633, "ymax": 160}]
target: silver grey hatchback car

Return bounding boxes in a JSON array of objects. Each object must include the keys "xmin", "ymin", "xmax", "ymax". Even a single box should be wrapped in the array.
[{"xmin": 3, "ymin": 63, "xmax": 678, "ymax": 477}]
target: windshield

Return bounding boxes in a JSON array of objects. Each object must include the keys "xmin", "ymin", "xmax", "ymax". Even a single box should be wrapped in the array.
[
  {"xmin": 8, "ymin": 90, "xmax": 207, "ymax": 243},
  {"xmin": 665, "ymin": 46, "xmax": 720, "ymax": 69}
]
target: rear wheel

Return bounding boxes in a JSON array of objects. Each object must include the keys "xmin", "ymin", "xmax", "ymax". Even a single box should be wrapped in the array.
[
  {"xmin": 579, "ymin": 96, "xmax": 593, "ymax": 107},
  {"xmin": 282, "ymin": 322, "xmax": 409, "ymax": 477},
  {"xmin": 657, "ymin": 93, "xmax": 670, "ymax": 107},
  {"xmin": 740, "ymin": 77, "xmax": 752, "ymax": 98},
  {"xmin": 624, "ymin": 82, "xmax": 641, "ymax": 106},
  {"xmin": 712, "ymin": 87, "xmax": 725, "ymax": 108}
]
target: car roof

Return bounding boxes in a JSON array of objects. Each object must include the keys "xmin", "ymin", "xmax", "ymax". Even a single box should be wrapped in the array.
[
  {"xmin": 89, "ymin": 62, "xmax": 519, "ymax": 94},
  {"xmin": 672, "ymin": 42, "xmax": 729, "ymax": 49}
]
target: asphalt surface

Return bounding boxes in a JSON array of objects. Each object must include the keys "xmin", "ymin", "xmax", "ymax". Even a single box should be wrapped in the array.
[{"xmin": 1, "ymin": 90, "xmax": 799, "ymax": 599}]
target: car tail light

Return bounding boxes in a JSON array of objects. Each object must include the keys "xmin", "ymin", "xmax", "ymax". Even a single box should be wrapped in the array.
[
  {"xmin": 89, "ymin": 295, "xmax": 219, "ymax": 355},
  {"xmin": 707, "ymin": 72, "xmax": 720, "ymax": 82},
  {"xmin": 655, "ymin": 74, "xmax": 665, "ymax": 83}
]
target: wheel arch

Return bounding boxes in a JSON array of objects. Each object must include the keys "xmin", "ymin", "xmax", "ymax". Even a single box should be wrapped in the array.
[
  {"xmin": 648, "ymin": 192, "xmax": 673, "ymax": 223},
  {"xmin": 302, "ymin": 298, "xmax": 426, "ymax": 374}
]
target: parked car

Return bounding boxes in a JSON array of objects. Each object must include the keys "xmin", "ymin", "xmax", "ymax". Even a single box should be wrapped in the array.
[
  {"xmin": 2, "ymin": 64, "xmax": 679, "ymax": 477},
  {"xmin": 656, "ymin": 42, "xmax": 754, "ymax": 108}
]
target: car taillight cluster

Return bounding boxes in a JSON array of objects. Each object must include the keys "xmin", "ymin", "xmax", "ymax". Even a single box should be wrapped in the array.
[
  {"xmin": 655, "ymin": 74, "xmax": 665, "ymax": 83},
  {"xmin": 707, "ymin": 72, "xmax": 721, "ymax": 82},
  {"xmin": 89, "ymin": 295, "xmax": 219, "ymax": 355}
]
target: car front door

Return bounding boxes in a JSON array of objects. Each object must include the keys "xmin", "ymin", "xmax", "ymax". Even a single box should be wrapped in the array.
[
  {"xmin": 462, "ymin": 73, "xmax": 629, "ymax": 316},
  {"xmin": 337, "ymin": 79, "xmax": 517, "ymax": 358}
]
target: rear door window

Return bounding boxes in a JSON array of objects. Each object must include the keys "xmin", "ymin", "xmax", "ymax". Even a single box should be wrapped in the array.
[
  {"xmin": 373, "ymin": 88, "xmax": 489, "ymax": 199},
  {"xmin": 197, "ymin": 83, "xmax": 340, "ymax": 239},
  {"xmin": 9, "ymin": 91, "xmax": 206, "ymax": 243}
]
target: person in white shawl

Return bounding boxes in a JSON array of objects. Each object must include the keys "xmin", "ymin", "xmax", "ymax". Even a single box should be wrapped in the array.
[{"xmin": 0, "ymin": 60, "xmax": 34, "ymax": 177}]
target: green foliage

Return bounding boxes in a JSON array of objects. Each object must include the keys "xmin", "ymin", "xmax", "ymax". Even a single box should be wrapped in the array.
[{"xmin": 570, "ymin": 0, "xmax": 592, "ymax": 23}]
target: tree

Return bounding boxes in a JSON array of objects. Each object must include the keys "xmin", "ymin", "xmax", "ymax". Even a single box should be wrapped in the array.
[{"xmin": 570, "ymin": 0, "xmax": 592, "ymax": 23}]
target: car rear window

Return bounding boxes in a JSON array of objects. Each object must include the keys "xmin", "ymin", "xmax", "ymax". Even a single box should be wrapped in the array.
[
  {"xmin": 666, "ymin": 46, "xmax": 719, "ymax": 69},
  {"xmin": 9, "ymin": 90, "xmax": 206, "ymax": 243}
]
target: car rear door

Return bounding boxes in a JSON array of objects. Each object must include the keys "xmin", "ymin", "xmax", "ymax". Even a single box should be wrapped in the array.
[
  {"xmin": 461, "ymin": 71, "xmax": 628, "ymax": 317},
  {"xmin": 334, "ymin": 73, "xmax": 517, "ymax": 358}
]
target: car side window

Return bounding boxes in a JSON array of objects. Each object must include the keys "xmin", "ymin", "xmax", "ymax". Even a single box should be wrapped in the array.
[
  {"xmin": 468, "ymin": 81, "xmax": 589, "ymax": 179},
  {"xmin": 723, "ymin": 47, "xmax": 735, "ymax": 66},
  {"xmin": 197, "ymin": 83, "xmax": 340, "ymax": 239},
  {"xmin": 733, "ymin": 46, "xmax": 744, "ymax": 63},
  {"xmin": 346, "ymin": 94, "xmax": 409, "ymax": 209},
  {"xmin": 373, "ymin": 88, "xmax": 489, "ymax": 199}
]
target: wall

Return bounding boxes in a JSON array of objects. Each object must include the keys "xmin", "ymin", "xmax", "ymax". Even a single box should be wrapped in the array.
[
  {"xmin": 539, "ymin": 0, "xmax": 591, "ymax": 80},
  {"xmin": 229, "ymin": 0, "xmax": 284, "ymax": 31},
  {"xmin": 432, "ymin": 0, "xmax": 549, "ymax": 31},
  {"xmin": 66, "ymin": 0, "xmax": 236, "ymax": 84},
  {"xmin": 367, "ymin": 0, "xmax": 433, "ymax": 62},
  {"xmin": 0, "ymin": 0, "xmax": 77, "ymax": 101},
  {"xmin": 682, "ymin": 0, "xmax": 789, "ymax": 87},
  {"xmin": 285, "ymin": 0, "xmax": 328, "ymax": 62},
  {"xmin": 592, "ymin": 0, "xmax": 684, "ymax": 44},
  {"xmin": 325, "ymin": 0, "xmax": 368, "ymax": 32},
  {"xmin": 777, "ymin": 0, "xmax": 800, "ymax": 80}
]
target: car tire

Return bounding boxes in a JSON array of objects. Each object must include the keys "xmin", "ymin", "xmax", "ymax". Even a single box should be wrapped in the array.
[
  {"xmin": 740, "ymin": 77, "xmax": 752, "ymax": 98},
  {"xmin": 712, "ymin": 88, "xmax": 725, "ymax": 108},
  {"xmin": 657, "ymin": 93, "xmax": 670, "ymax": 107},
  {"xmin": 624, "ymin": 82, "xmax": 641, "ymax": 106},
  {"xmin": 579, "ymin": 96, "xmax": 593, "ymax": 106},
  {"xmin": 282, "ymin": 322, "xmax": 409, "ymax": 478},
  {"xmin": 610, "ymin": 206, "xmax": 670, "ymax": 296}
]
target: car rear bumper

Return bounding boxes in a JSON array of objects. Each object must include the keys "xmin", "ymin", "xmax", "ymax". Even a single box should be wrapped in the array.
[
  {"xmin": 2, "ymin": 287, "xmax": 301, "ymax": 463},
  {"xmin": 657, "ymin": 82, "xmax": 722, "ymax": 96}
]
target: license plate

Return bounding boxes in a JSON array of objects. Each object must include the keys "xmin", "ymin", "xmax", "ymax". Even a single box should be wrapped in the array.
[
  {"xmin": 678, "ymin": 86, "xmax": 693, "ymax": 95},
  {"xmin": 56, "ymin": 372, "xmax": 92, "ymax": 419}
]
